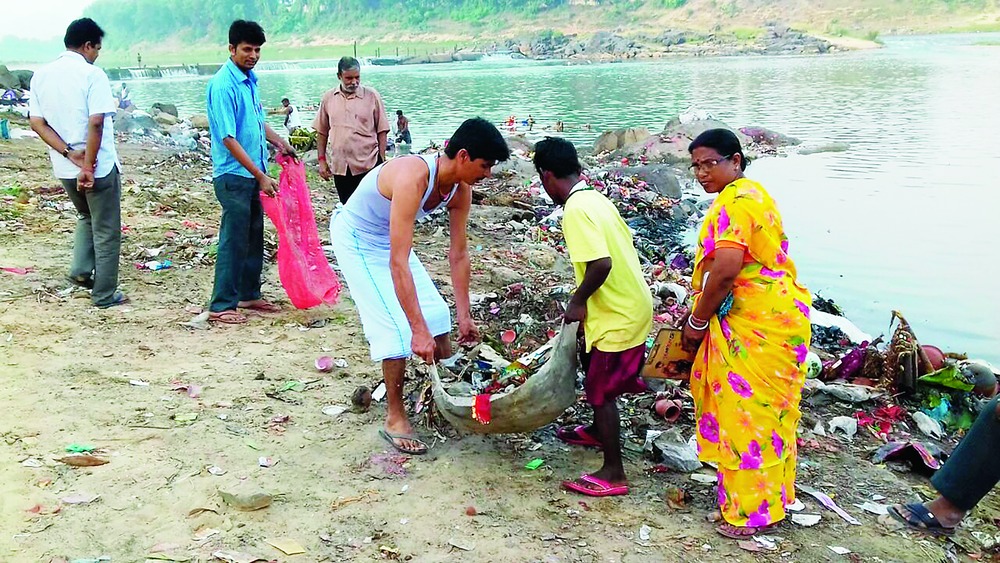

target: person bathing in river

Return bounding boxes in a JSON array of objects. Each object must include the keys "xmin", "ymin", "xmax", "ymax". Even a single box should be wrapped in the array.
[
  {"xmin": 534, "ymin": 137, "xmax": 653, "ymax": 497},
  {"xmin": 330, "ymin": 117, "xmax": 509, "ymax": 455},
  {"xmin": 268, "ymin": 97, "xmax": 301, "ymax": 134}
]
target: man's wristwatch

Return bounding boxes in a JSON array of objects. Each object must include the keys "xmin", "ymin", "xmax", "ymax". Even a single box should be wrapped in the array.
[{"xmin": 61, "ymin": 146, "xmax": 71, "ymax": 157}]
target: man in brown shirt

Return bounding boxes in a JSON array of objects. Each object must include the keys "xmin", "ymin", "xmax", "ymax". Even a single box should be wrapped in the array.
[{"xmin": 314, "ymin": 56, "xmax": 390, "ymax": 203}]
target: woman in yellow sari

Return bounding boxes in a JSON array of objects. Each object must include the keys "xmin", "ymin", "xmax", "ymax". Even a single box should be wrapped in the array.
[{"xmin": 681, "ymin": 129, "xmax": 812, "ymax": 538}]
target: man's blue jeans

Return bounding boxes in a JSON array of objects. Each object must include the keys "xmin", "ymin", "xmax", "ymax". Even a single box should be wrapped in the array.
[
  {"xmin": 931, "ymin": 396, "xmax": 1000, "ymax": 511},
  {"xmin": 209, "ymin": 174, "xmax": 264, "ymax": 312}
]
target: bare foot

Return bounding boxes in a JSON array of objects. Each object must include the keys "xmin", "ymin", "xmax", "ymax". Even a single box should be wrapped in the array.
[{"xmin": 706, "ymin": 509, "xmax": 723, "ymax": 523}]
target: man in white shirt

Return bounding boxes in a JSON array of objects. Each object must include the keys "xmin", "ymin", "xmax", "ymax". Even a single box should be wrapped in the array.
[{"xmin": 29, "ymin": 17, "xmax": 127, "ymax": 308}]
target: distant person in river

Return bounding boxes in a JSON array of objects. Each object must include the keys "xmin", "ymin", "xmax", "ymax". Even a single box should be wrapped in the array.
[
  {"xmin": 682, "ymin": 128, "xmax": 811, "ymax": 538},
  {"xmin": 535, "ymin": 137, "xmax": 653, "ymax": 498},
  {"xmin": 395, "ymin": 110, "xmax": 411, "ymax": 145},
  {"xmin": 29, "ymin": 17, "xmax": 127, "ymax": 308},
  {"xmin": 313, "ymin": 56, "xmax": 390, "ymax": 204},
  {"xmin": 204, "ymin": 19, "xmax": 297, "ymax": 325},
  {"xmin": 329, "ymin": 117, "xmax": 509, "ymax": 456},
  {"xmin": 117, "ymin": 82, "xmax": 133, "ymax": 110},
  {"xmin": 269, "ymin": 97, "xmax": 300, "ymax": 134},
  {"xmin": 888, "ymin": 396, "xmax": 1000, "ymax": 535}
]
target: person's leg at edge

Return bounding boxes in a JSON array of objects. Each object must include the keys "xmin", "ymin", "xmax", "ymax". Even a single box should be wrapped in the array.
[
  {"xmin": 570, "ymin": 350, "xmax": 627, "ymax": 490},
  {"xmin": 592, "ymin": 397, "xmax": 626, "ymax": 485},
  {"xmin": 381, "ymin": 357, "xmax": 423, "ymax": 452},
  {"xmin": 237, "ymin": 183, "xmax": 268, "ymax": 309},
  {"xmin": 434, "ymin": 333, "xmax": 452, "ymax": 360},
  {"xmin": 898, "ymin": 396, "xmax": 1000, "ymax": 528},
  {"xmin": 88, "ymin": 167, "xmax": 123, "ymax": 306},
  {"xmin": 60, "ymin": 178, "xmax": 96, "ymax": 286},
  {"xmin": 210, "ymin": 175, "xmax": 252, "ymax": 315},
  {"xmin": 333, "ymin": 168, "xmax": 362, "ymax": 204}
]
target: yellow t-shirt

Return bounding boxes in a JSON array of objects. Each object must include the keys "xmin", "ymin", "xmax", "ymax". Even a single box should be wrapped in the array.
[{"xmin": 562, "ymin": 188, "xmax": 653, "ymax": 352}]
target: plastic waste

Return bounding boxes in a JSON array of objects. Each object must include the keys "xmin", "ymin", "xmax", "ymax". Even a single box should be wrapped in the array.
[
  {"xmin": 828, "ymin": 416, "xmax": 858, "ymax": 440},
  {"xmin": 918, "ymin": 364, "xmax": 974, "ymax": 392},
  {"xmin": 798, "ymin": 485, "xmax": 861, "ymax": 525},
  {"xmin": 805, "ymin": 352, "xmax": 822, "ymax": 379},
  {"xmin": 137, "ymin": 259, "xmax": 172, "ymax": 271},
  {"xmin": 810, "ymin": 309, "xmax": 872, "ymax": 344},
  {"xmin": 911, "ymin": 411, "xmax": 944, "ymax": 439},
  {"xmin": 872, "ymin": 441, "xmax": 944, "ymax": 474},
  {"xmin": 261, "ymin": 154, "xmax": 341, "ymax": 309}
]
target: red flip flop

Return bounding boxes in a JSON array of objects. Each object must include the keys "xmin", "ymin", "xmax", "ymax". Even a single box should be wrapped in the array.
[
  {"xmin": 556, "ymin": 425, "xmax": 602, "ymax": 448},
  {"xmin": 562, "ymin": 474, "xmax": 629, "ymax": 497}
]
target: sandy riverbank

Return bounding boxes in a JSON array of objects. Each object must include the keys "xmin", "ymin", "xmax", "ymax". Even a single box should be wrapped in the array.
[{"xmin": 0, "ymin": 114, "xmax": 996, "ymax": 562}]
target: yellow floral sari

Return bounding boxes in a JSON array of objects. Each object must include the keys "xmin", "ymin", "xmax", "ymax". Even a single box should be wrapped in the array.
[{"xmin": 691, "ymin": 177, "xmax": 812, "ymax": 528}]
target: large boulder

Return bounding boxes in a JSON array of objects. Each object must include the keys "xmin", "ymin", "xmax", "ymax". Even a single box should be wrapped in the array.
[
  {"xmin": 11, "ymin": 70, "xmax": 33, "ymax": 90},
  {"xmin": 115, "ymin": 110, "xmax": 161, "ymax": 134},
  {"xmin": 740, "ymin": 125, "xmax": 800, "ymax": 147},
  {"xmin": 153, "ymin": 112, "xmax": 179, "ymax": 126},
  {"xmin": 505, "ymin": 133, "xmax": 535, "ymax": 154},
  {"xmin": 494, "ymin": 156, "xmax": 536, "ymax": 182},
  {"xmin": 661, "ymin": 118, "xmax": 752, "ymax": 149},
  {"xmin": 427, "ymin": 53, "xmax": 454, "ymax": 64},
  {"xmin": 151, "ymin": 102, "xmax": 178, "ymax": 117},
  {"xmin": 591, "ymin": 127, "xmax": 650, "ymax": 154},
  {"xmin": 609, "ymin": 164, "xmax": 682, "ymax": 198},
  {"xmin": 400, "ymin": 55, "xmax": 430, "ymax": 65},
  {"xmin": 188, "ymin": 114, "xmax": 209, "ymax": 129},
  {"xmin": 0, "ymin": 65, "xmax": 18, "ymax": 90}
]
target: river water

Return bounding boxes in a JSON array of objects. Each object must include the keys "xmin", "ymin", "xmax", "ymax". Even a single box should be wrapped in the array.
[{"xmin": 124, "ymin": 34, "xmax": 999, "ymax": 364}]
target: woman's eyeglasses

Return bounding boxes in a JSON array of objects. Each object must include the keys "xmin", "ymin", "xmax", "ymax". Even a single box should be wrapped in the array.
[{"xmin": 689, "ymin": 154, "xmax": 733, "ymax": 173}]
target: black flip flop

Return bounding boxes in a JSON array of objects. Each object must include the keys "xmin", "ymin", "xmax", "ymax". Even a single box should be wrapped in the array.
[
  {"xmin": 379, "ymin": 429, "xmax": 428, "ymax": 455},
  {"xmin": 66, "ymin": 275, "xmax": 94, "ymax": 290},
  {"xmin": 888, "ymin": 503, "xmax": 956, "ymax": 536},
  {"xmin": 95, "ymin": 291, "xmax": 129, "ymax": 309}
]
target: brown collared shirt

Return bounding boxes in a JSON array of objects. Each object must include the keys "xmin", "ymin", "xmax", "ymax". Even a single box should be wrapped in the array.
[{"xmin": 313, "ymin": 85, "xmax": 390, "ymax": 176}]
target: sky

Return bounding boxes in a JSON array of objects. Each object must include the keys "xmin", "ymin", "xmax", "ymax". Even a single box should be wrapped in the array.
[{"xmin": 1, "ymin": 0, "xmax": 97, "ymax": 40}]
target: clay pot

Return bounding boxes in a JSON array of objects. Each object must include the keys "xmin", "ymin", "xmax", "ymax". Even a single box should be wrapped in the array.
[
  {"xmin": 921, "ymin": 345, "xmax": 946, "ymax": 371},
  {"xmin": 654, "ymin": 398, "xmax": 682, "ymax": 423}
]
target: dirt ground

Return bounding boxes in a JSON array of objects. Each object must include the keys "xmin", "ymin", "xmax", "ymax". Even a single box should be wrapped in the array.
[{"xmin": 1, "ymin": 124, "xmax": 997, "ymax": 562}]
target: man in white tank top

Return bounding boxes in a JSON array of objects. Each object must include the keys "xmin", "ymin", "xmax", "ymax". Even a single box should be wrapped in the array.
[
  {"xmin": 271, "ymin": 97, "xmax": 301, "ymax": 133},
  {"xmin": 331, "ymin": 118, "xmax": 510, "ymax": 455}
]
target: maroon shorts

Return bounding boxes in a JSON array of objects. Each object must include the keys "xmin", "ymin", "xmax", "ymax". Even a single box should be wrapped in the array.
[{"xmin": 582, "ymin": 343, "xmax": 648, "ymax": 407}]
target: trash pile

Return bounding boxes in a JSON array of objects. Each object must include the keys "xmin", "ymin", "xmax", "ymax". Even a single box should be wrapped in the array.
[
  {"xmin": 807, "ymin": 309, "xmax": 997, "ymax": 439},
  {"xmin": 438, "ymin": 340, "xmax": 555, "ymax": 400}
]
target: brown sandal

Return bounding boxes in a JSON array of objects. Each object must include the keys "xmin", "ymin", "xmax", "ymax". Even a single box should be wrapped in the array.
[{"xmin": 209, "ymin": 310, "xmax": 247, "ymax": 324}]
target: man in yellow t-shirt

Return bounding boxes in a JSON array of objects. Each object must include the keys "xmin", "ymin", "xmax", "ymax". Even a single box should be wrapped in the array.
[{"xmin": 534, "ymin": 137, "xmax": 653, "ymax": 497}]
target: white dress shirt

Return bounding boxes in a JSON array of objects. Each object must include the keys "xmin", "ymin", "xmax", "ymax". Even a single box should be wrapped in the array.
[{"xmin": 29, "ymin": 51, "xmax": 120, "ymax": 180}]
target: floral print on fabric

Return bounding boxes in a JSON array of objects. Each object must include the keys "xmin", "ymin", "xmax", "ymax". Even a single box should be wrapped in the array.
[{"xmin": 690, "ymin": 178, "xmax": 812, "ymax": 528}]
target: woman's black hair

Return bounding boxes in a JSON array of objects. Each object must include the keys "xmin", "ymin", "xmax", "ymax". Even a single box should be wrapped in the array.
[
  {"xmin": 688, "ymin": 128, "xmax": 750, "ymax": 171},
  {"xmin": 229, "ymin": 20, "xmax": 266, "ymax": 47},
  {"xmin": 445, "ymin": 117, "xmax": 510, "ymax": 163}
]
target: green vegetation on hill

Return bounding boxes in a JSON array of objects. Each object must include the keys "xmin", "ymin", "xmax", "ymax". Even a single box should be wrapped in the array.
[
  {"xmin": 0, "ymin": 0, "xmax": 989, "ymax": 66},
  {"xmin": 85, "ymin": 0, "xmax": 569, "ymax": 43}
]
